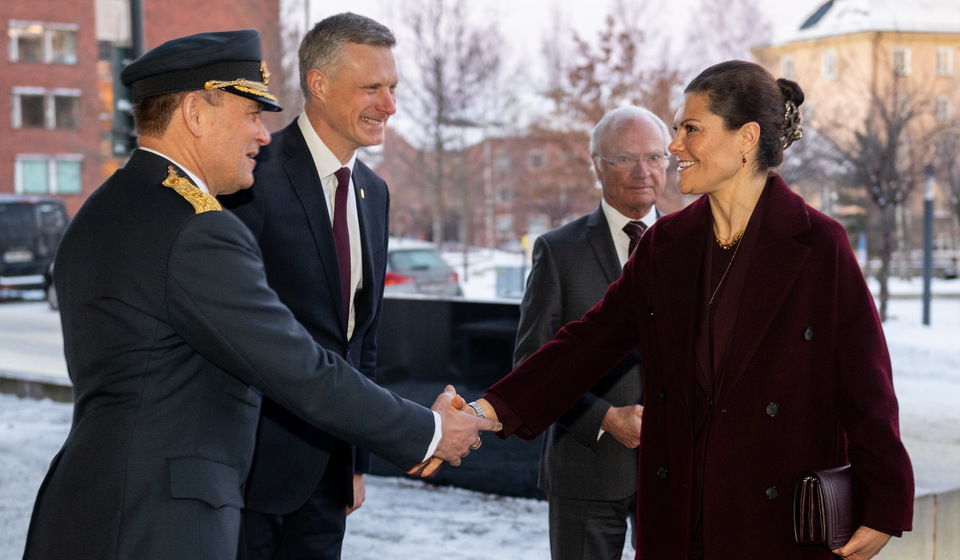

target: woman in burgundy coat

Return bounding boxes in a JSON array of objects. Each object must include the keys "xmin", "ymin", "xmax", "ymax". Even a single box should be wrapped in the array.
[{"xmin": 467, "ymin": 61, "xmax": 914, "ymax": 559}]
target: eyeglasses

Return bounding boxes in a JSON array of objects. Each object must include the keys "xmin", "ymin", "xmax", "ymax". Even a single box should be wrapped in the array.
[{"xmin": 595, "ymin": 153, "xmax": 670, "ymax": 168}]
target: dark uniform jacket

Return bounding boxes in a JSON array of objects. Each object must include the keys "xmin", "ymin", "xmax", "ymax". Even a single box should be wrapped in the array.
[{"xmin": 23, "ymin": 150, "xmax": 433, "ymax": 560}]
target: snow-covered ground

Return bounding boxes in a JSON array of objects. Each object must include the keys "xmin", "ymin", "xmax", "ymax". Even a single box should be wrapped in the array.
[{"xmin": 0, "ymin": 269, "xmax": 958, "ymax": 559}]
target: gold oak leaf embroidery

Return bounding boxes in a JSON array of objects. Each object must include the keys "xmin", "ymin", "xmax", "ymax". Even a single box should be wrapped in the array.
[{"xmin": 162, "ymin": 166, "xmax": 222, "ymax": 214}]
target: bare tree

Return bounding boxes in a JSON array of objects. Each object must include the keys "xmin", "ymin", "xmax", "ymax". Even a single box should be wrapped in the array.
[
  {"xmin": 530, "ymin": 6, "xmax": 686, "ymax": 225},
  {"xmin": 822, "ymin": 77, "xmax": 935, "ymax": 321},
  {"xmin": 399, "ymin": 0, "xmax": 502, "ymax": 246},
  {"xmin": 684, "ymin": 0, "xmax": 773, "ymax": 74}
]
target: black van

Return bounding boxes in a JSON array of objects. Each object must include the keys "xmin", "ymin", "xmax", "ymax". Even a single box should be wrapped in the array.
[{"xmin": 0, "ymin": 195, "xmax": 69, "ymax": 293}]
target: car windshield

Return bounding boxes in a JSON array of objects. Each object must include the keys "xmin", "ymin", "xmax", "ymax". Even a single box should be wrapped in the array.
[{"xmin": 389, "ymin": 249, "xmax": 447, "ymax": 272}]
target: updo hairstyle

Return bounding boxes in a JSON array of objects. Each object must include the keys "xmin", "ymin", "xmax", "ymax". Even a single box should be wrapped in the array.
[{"xmin": 684, "ymin": 60, "xmax": 804, "ymax": 172}]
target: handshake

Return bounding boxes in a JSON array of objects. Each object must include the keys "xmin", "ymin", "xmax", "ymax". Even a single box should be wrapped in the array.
[{"xmin": 407, "ymin": 386, "xmax": 501, "ymax": 478}]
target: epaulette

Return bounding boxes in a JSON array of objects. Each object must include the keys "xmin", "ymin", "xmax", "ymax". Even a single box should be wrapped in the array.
[{"xmin": 162, "ymin": 166, "xmax": 222, "ymax": 214}]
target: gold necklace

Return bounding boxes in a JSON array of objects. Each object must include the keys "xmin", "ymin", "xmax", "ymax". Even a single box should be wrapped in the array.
[
  {"xmin": 715, "ymin": 230, "xmax": 744, "ymax": 250},
  {"xmin": 709, "ymin": 235, "xmax": 743, "ymax": 305}
]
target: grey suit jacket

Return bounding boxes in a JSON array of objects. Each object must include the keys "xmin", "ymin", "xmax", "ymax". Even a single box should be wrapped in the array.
[
  {"xmin": 514, "ymin": 205, "xmax": 643, "ymax": 501},
  {"xmin": 23, "ymin": 150, "xmax": 433, "ymax": 560}
]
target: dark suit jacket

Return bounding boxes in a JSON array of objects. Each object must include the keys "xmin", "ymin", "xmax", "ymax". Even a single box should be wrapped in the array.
[
  {"xmin": 24, "ymin": 150, "xmax": 432, "ymax": 560},
  {"xmin": 220, "ymin": 120, "xmax": 389, "ymax": 514},
  {"xmin": 486, "ymin": 176, "xmax": 914, "ymax": 559},
  {"xmin": 513, "ymin": 205, "xmax": 641, "ymax": 501}
]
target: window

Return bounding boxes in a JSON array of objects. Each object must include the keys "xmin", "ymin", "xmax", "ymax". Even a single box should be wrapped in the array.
[
  {"xmin": 12, "ymin": 88, "xmax": 80, "ymax": 129},
  {"xmin": 54, "ymin": 92, "xmax": 80, "ymax": 129},
  {"xmin": 894, "ymin": 94, "xmax": 911, "ymax": 120},
  {"xmin": 936, "ymin": 47, "xmax": 953, "ymax": 77},
  {"xmin": 8, "ymin": 21, "xmax": 78, "ymax": 64},
  {"xmin": 495, "ymin": 152, "xmax": 512, "ymax": 173},
  {"xmin": 822, "ymin": 50, "xmax": 837, "ymax": 80},
  {"xmin": 935, "ymin": 96, "xmax": 951, "ymax": 121},
  {"xmin": 15, "ymin": 156, "xmax": 83, "ymax": 195},
  {"xmin": 781, "ymin": 55, "xmax": 795, "ymax": 80},
  {"xmin": 527, "ymin": 150, "xmax": 545, "ymax": 170},
  {"xmin": 893, "ymin": 46, "xmax": 911, "ymax": 76}
]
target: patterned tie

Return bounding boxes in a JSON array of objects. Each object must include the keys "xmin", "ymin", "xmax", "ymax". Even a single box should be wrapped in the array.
[
  {"xmin": 333, "ymin": 167, "xmax": 352, "ymax": 318},
  {"xmin": 623, "ymin": 220, "xmax": 648, "ymax": 258}
]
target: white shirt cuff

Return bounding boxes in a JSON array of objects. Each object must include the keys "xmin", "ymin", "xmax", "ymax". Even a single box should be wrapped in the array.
[{"xmin": 423, "ymin": 410, "xmax": 442, "ymax": 462}]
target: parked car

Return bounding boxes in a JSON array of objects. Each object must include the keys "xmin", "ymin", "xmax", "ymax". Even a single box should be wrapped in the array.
[
  {"xmin": 0, "ymin": 195, "xmax": 68, "ymax": 296},
  {"xmin": 385, "ymin": 238, "xmax": 462, "ymax": 297}
]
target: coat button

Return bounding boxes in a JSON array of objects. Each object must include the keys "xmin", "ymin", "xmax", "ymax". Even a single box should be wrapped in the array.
[
  {"xmin": 659, "ymin": 389, "xmax": 666, "ymax": 403},
  {"xmin": 802, "ymin": 327, "xmax": 814, "ymax": 341},
  {"xmin": 657, "ymin": 467, "xmax": 668, "ymax": 479},
  {"xmin": 765, "ymin": 486, "xmax": 779, "ymax": 499},
  {"xmin": 765, "ymin": 403, "xmax": 780, "ymax": 417}
]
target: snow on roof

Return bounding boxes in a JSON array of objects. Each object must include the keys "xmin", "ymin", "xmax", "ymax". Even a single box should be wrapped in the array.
[{"xmin": 774, "ymin": 0, "xmax": 960, "ymax": 45}]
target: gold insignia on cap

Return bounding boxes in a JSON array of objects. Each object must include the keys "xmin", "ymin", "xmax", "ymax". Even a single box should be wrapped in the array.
[
  {"xmin": 261, "ymin": 61, "xmax": 271, "ymax": 86},
  {"xmin": 162, "ymin": 166, "xmax": 222, "ymax": 214},
  {"xmin": 204, "ymin": 78, "xmax": 279, "ymax": 103}
]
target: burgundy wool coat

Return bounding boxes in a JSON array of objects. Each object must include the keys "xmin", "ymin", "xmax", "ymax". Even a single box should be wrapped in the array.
[{"xmin": 485, "ymin": 176, "xmax": 913, "ymax": 559}]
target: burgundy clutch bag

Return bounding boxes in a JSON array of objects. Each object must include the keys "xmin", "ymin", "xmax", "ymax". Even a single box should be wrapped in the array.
[{"xmin": 794, "ymin": 465, "xmax": 861, "ymax": 550}]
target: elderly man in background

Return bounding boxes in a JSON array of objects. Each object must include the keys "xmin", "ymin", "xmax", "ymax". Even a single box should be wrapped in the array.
[{"xmin": 513, "ymin": 106, "xmax": 670, "ymax": 559}]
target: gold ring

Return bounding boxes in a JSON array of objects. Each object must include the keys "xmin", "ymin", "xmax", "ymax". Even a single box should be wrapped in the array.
[{"xmin": 470, "ymin": 436, "xmax": 482, "ymax": 450}]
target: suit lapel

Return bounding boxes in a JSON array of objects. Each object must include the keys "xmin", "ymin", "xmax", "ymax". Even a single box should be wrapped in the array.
[
  {"xmin": 715, "ymin": 178, "xmax": 812, "ymax": 406},
  {"xmin": 585, "ymin": 206, "xmax": 622, "ymax": 284},
  {"xmin": 651, "ymin": 197, "xmax": 712, "ymax": 414},
  {"xmin": 280, "ymin": 126, "xmax": 349, "ymax": 331},
  {"xmin": 351, "ymin": 164, "xmax": 376, "ymax": 334}
]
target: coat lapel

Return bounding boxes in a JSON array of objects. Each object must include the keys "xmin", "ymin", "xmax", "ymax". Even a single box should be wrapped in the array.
[
  {"xmin": 715, "ymin": 177, "xmax": 813, "ymax": 406},
  {"xmin": 280, "ymin": 126, "xmax": 349, "ymax": 331},
  {"xmin": 650, "ymin": 197, "xmax": 713, "ymax": 414},
  {"xmin": 351, "ymin": 164, "xmax": 376, "ymax": 335},
  {"xmin": 585, "ymin": 206, "xmax": 623, "ymax": 284}
]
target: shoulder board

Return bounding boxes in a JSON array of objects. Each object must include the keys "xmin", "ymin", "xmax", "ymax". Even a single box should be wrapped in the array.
[{"xmin": 162, "ymin": 166, "xmax": 222, "ymax": 214}]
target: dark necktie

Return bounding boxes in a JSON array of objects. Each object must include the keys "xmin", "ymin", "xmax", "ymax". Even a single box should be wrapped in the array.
[
  {"xmin": 623, "ymin": 220, "xmax": 648, "ymax": 258},
  {"xmin": 333, "ymin": 167, "xmax": 351, "ymax": 318}
]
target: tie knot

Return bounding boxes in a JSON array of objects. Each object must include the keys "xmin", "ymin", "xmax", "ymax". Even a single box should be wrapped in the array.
[
  {"xmin": 623, "ymin": 220, "xmax": 647, "ymax": 258},
  {"xmin": 334, "ymin": 167, "xmax": 351, "ymax": 188},
  {"xmin": 623, "ymin": 220, "xmax": 647, "ymax": 241}
]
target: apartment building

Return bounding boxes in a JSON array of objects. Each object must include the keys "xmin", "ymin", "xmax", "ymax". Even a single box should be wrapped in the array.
[{"xmin": 2, "ymin": 0, "xmax": 284, "ymax": 217}]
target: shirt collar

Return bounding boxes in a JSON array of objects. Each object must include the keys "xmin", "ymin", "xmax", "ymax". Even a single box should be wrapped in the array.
[
  {"xmin": 600, "ymin": 198, "xmax": 657, "ymax": 231},
  {"xmin": 297, "ymin": 112, "xmax": 357, "ymax": 178}
]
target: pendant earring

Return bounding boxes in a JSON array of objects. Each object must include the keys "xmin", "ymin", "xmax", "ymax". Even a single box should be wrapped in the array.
[{"xmin": 741, "ymin": 153, "xmax": 747, "ymax": 166}]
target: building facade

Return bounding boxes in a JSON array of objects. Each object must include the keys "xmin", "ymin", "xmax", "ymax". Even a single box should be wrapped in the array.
[
  {"xmin": 1, "ymin": 0, "xmax": 284, "ymax": 217},
  {"xmin": 753, "ymin": 0, "xmax": 960, "ymax": 273}
]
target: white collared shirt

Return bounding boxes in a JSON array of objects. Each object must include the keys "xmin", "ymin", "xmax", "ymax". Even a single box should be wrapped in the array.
[
  {"xmin": 600, "ymin": 199, "xmax": 658, "ymax": 267},
  {"xmin": 297, "ymin": 113, "xmax": 364, "ymax": 341}
]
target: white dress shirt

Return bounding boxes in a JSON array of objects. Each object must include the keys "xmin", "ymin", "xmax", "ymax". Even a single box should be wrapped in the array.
[
  {"xmin": 297, "ymin": 113, "xmax": 364, "ymax": 340},
  {"xmin": 600, "ymin": 199, "xmax": 658, "ymax": 267}
]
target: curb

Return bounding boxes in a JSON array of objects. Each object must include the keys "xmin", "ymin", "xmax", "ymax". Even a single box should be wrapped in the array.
[{"xmin": 0, "ymin": 372, "xmax": 72, "ymax": 403}]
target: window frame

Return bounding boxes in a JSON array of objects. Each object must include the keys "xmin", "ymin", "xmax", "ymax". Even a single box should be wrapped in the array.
[
  {"xmin": 8, "ymin": 20, "xmax": 79, "ymax": 65},
  {"xmin": 822, "ymin": 50, "xmax": 837, "ymax": 80},
  {"xmin": 936, "ymin": 47, "xmax": 954, "ymax": 77},
  {"xmin": 893, "ymin": 45, "xmax": 911, "ymax": 76},
  {"xmin": 12, "ymin": 87, "xmax": 81, "ymax": 129},
  {"xmin": 781, "ymin": 55, "xmax": 795, "ymax": 80},
  {"xmin": 14, "ymin": 154, "xmax": 84, "ymax": 195}
]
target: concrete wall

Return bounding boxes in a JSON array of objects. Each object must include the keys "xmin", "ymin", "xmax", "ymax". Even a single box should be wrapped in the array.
[{"xmin": 882, "ymin": 488, "xmax": 960, "ymax": 559}]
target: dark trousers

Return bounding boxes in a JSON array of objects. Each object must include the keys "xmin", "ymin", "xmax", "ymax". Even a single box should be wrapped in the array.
[
  {"xmin": 547, "ymin": 492, "xmax": 637, "ymax": 560},
  {"xmin": 243, "ymin": 449, "xmax": 349, "ymax": 560}
]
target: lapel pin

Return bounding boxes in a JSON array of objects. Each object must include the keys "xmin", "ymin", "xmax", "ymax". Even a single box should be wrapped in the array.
[{"xmin": 360, "ymin": 188, "xmax": 365, "ymax": 199}]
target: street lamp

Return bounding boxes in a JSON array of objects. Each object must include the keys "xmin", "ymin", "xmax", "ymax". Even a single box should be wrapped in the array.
[{"xmin": 922, "ymin": 164, "xmax": 935, "ymax": 326}]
